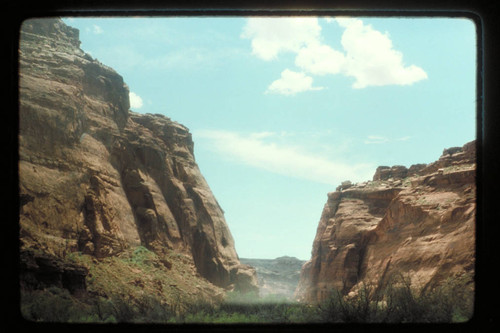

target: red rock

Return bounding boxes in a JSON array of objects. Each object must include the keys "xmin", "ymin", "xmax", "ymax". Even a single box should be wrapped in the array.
[
  {"xmin": 18, "ymin": 18, "xmax": 257, "ymax": 294},
  {"xmin": 296, "ymin": 141, "xmax": 475, "ymax": 303}
]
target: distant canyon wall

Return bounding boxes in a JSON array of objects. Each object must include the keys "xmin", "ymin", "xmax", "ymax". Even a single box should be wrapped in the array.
[
  {"xmin": 296, "ymin": 141, "xmax": 475, "ymax": 302},
  {"xmin": 240, "ymin": 257, "xmax": 306, "ymax": 299},
  {"xmin": 18, "ymin": 18, "xmax": 256, "ymax": 293}
]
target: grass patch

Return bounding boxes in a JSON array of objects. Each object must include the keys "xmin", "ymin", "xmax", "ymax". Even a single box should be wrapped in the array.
[{"xmin": 22, "ymin": 248, "xmax": 474, "ymax": 324}]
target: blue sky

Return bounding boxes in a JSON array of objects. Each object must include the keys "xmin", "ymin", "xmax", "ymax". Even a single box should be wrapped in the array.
[{"xmin": 61, "ymin": 16, "xmax": 476, "ymax": 260}]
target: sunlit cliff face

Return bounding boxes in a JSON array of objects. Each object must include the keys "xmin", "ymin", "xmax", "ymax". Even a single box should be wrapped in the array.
[
  {"xmin": 296, "ymin": 141, "xmax": 475, "ymax": 303},
  {"xmin": 18, "ymin": 18, "xmax": 257, "ymax": 295}
]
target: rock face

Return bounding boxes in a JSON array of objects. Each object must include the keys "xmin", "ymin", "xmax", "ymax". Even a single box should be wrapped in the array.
[
  {"xmin": 296, "ymin": 141, "xmax": 475, "ymax": 303},
  {"xmin": 20, "ymin": 249, "xmax": 89, "ymax": 295},
  {"xmin": 18, "ymin": 18, "xmax": 257, "ymax": 294},
  {"xmin": 240, "ymin": 257, "xmax": 306, "ymax": 300}
]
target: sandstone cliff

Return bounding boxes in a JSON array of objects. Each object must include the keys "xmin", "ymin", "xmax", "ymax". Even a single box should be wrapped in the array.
[
  {"xmin": 296, "ymin": 141, "xmax": 475, "ymax": 303},
  {"xmin": 18, "ymin": 18, "xmax": 257, "ymax": 298}
]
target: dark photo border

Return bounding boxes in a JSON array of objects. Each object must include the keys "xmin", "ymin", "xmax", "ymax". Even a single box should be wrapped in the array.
[{"xmin": 5, "ymin": 0, "xmax": 499, "ymax": 332}]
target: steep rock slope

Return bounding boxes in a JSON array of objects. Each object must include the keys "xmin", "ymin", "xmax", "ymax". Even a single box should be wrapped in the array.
[
  {"xmin": 18, "ymin": 18, "xmax": 257, "ymax": 296},
  {"xmin": 296, "ymin": 141, "xmax": 475, "ymax": 302}
]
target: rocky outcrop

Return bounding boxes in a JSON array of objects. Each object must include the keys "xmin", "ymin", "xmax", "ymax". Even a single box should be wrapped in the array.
[
  {"xmin": 373, "ymin": 165, "xmax": 409, "ymax": 181},
  {"xmin": 296, "ymin": 141, "xmax": 475, "ymax": 303},
  {"xmin": 20, "ymin": 249, "xmax": 88, "ymax": 295},
  {"xmin": 18, "ymin": 18, "xmax": 257, "ymax": 294}
]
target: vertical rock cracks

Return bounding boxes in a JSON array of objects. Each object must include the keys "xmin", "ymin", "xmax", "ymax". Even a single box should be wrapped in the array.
[
  {"xmin": 296, "ymin": 141, "xmax": 476, "ymax": 303},
  {"xmin": 79, "ymin": 174, "xmax": 127, "ymax": 258},
  {"xmin": 296, "ymin": 188, "xmax": 402, "ymax": 301},
  {"xmin": 19, "ymin": 18, "xmax": 257, "ymax": 294}
]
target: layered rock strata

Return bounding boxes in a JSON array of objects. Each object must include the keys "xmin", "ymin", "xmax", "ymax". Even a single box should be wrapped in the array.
[
  {"xmin": 18, "ymin": 18, "xmax": 257, "ymax": 294},
  {"xmin": 296, "ymin": 141, "xmax": 475, "ymax": 303}
]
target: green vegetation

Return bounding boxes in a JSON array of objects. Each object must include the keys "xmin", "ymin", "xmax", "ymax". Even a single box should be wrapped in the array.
[
  {"xmin": 60, "ymin": 246, "xmax": 222, "ymax": 314},
  {"xmin": 21, "ymin": 271, "xmax": 474, "ymax": 324},
  {"xmin": 20, "ymin": 287, "xmax": 175, "ymax": 323},
  {"xmin": 177, "ymin": 291, "xmax": 321, "ymax": 324},
  {"xmin": 316, "ymin": 273, "xmax": 474, "ymax": 323}
]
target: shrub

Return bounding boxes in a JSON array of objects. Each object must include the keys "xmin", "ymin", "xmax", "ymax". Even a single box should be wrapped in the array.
[
  {"xmin": 128, "ymin": 246, "xmax": 154, "ymax": 266},
  {"xmin": 21, "ymin": 287, "xmax": 177, "ymax": 323},
  {"xmin": 318, "ymin": 272, "xmax": 474, "ymax": 323},
  {"xmin": 21, "ymin": 287, "xmax": 91, "ymax": 322},
  {"xmin": 104, "ymin": 294, "xmax": 177, "ymax": 323},
  {"xmin": 21, "ymin": 272, "xmax": 473, "ymax": 324}
]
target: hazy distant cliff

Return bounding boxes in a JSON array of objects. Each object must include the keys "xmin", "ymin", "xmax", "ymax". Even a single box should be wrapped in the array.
[
  {"xmin": 240, "ymin": 257, "xmax": 306, "ymax": 299},
  {"xmin": 296, "ymin": 141, "xmax": 475, "ymax": 303},
  {"xmin": 18, "ymin": 18, "xmax": 257, "ymax": 297}
]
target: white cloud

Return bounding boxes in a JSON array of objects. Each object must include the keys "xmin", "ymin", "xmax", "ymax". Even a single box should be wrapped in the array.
[
  {"xmin": 266, "ymin": 69, "xmax": 323, "ymax": 95},
  {"xmin": 196, "ymin": 130, "xmax": 374, "ymax": 185},
  {"xmin": 336, "ymin": 18, "xmax": 428, "ymax": 88},
  {"xmin": 295, "ymin": 42, "xmax": 345, "ymax": 76},
  {"xmin": 242, "ymin": 16, "xmax": 427, "ymax": 91},
  {"xmin": 241, "ymin": 17, "xmax": 321, "ymax": 61},
  {"xmin": 93, "ymin": 25, "xmax": 103, "ymax": 34},
  {"xmin": 129, "ymin": 91, "xmax": 143, "ymax": 109}
]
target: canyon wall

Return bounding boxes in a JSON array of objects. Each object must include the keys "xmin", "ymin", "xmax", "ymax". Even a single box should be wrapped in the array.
[
  {"xmin": 296, "ymin": 141, "xmax": 475, "ymax": 302},
  {"xmin": 18, "ymin": 18, "xmax": 257, "ymax": 294}
]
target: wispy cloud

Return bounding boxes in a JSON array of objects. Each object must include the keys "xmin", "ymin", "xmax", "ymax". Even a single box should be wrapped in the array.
[
  {"xmin": 242, "ymin": 16, "xmax": 427, "ymax": 93},
  {"xmin": 364, "ymin": 135, "xmax": 390, "ymax": 144},
  {"xmin": 91, "ymin": 44, "xmax": 245, "ymax": 73},
  {"xmin": 364, "ymin": 135, "xmax": 411, "ymax": 144},
  {"xmin": 92, "ymin": 25, "xmax": 103, "ymax": 34},
  {"xmin": 195, "ymin": 130, "xmax": 375, "ymax": 185}
]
